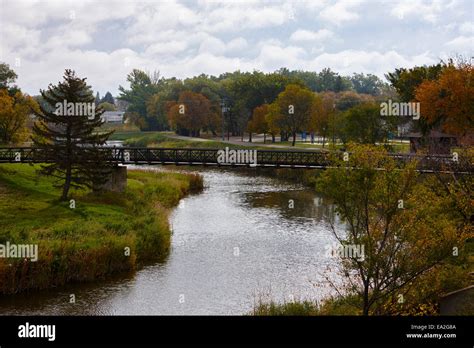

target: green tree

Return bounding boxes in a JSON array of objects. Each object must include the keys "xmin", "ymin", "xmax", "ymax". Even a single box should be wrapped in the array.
[
  {"xmin": 0, "ymin": 62, "xmax": 19, "ymax": 94},
  {"xmin": 118, "ymin": 69, "xmax": 161, "ymax": 130},
  {"xmin": 276, "ymin": 67, "xmax": 352, "ymax": 92},
  {"xmin": 335, "ymin": 91, "xmax": 375, "ymax": 111},
  {"xmin": 317, "ymin": 144, "xmax": 462, "ymax": 315},
  {"xmin": 145, "ymin": 94, "xmax": 168, "ymax": 131},
  {"xmin": 275, "ymin": 84, "xmax": 316, "ymax": 146},
  {"xmin": 32, "ymin": 70, "xmax": 113, "ymax": 200},
  {"xmin": 385, "ymin": 64, "xmax": 444, "ymax": 102},
  {"xmin": 227, "ymin": 71, "xmax": 298, "ymax": 138},
  {"xmin": 350, "ymin": 73, "xmax": 386, "ymax": 95},
  {"xmin": 340, "ymin": 103, "xmax": 388, "ymax": 144},
  {"xmin": 98, "ymin": 102, "xmax": 116, "ymax": 111},
  {"xmin": 100, "ymin": 91, "xmax": 115, "ymax": 105},
  {"xmin": 183, "ymin": 74, "xmax": 222, "ymax": 103},
  {"xmin": 318, "ymin": 68, "xmax": 351, "ymax": 92}
]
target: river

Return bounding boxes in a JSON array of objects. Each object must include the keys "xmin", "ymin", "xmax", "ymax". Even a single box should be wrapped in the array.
[{"xmin": 0, "ymin": 166, "xmax": 342, "ymax": 315}]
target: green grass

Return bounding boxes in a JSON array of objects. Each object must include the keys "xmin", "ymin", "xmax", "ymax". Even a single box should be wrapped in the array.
[
  {"xmin": 115, "ymin": 131, "xmax": 327, "ymax": 151},
  {"xmin": 252, "ymin": 295, "xmax": 362, "ymax": 316},
  {"xmin": 274, "ymin": 140, "xmax": 335, "ymax": 149},
  {"xmin": 0, "ymin": 163, "xmax": 203, "ymax": 294},
  {"xmin": 108, "ymin": 131, "xmax": 151, "ymax": 141},
  {"xmin": 99, "ymin": 123, "xmax": 140, "ymax": 134},
  {"xmin": 252, "ymin": 301, "xmax": 321, "ymax": 316},
  {"xmin": 120, "ymin": 131, "xmax": 248, "ymax": 149},
  {"xmin": 280, "ymin": 141, "xmax": 409, "ymax": 152},
  {"xmin": 113, "ymin": 131, "xmax": 411, "ymax": 154}
]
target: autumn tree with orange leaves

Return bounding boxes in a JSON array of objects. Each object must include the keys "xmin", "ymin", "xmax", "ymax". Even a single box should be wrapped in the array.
[
  {"xmin": 166, "ymin": 91, "xmax": 218, "ymax": 137},
  {"xmin": 415, "ymin": 60, "xmax": 473, "ymax": 139}
]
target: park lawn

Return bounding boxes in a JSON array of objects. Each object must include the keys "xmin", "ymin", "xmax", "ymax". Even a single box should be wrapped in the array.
[
  {"xmin": 99, "ymin": 122, "xmax": 140, "ymax": 134},
  {"xmin": 108, "ymin": 130, "xmax": 151, "ymax": 141},
  {"xmin": 117, "ymin": 131, "xmax": 248, "ymax": 149},
  {"xmin": 0, "ymin": 163, "xmax": 202, "ymax": 294},
  {"xmin": 111, "ymin": 131, "xmax": 326, "ymax": 151},
  {"xmin": 275, "ymin": 140, "xmax": 338, "ymax": 150},
  {"xmin": 276, "ymin": 140, "xmax": 410, "ymax": 152},
  {"xmin": 111, "ymin": 131, "xmax": 411, "ymax": 153}
]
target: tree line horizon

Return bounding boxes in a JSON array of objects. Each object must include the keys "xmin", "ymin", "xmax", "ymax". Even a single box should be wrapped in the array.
[
  {"xmin": 0, "ymin": 56, "xmax": 472, "ymax": 148},
  {"xmin": 115, "ymin": 59, "xmax": 472, "ymax": 146}
]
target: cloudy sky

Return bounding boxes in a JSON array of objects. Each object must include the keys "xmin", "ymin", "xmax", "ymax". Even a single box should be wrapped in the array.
[{"xmin": 0, "ymin": 0, "xmax": 472, "ymax": 96}]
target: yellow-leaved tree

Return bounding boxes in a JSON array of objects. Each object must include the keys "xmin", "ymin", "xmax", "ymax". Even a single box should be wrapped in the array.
[
  {"xmin": 0, "ymin": 89, "xmax": 38, "ymax": 145},
  {"xmin": 248, "ymin": 104, "xmax": 269, "ymax": 143}
]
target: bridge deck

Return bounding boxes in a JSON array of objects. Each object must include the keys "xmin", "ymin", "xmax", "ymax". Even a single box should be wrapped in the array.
[{"xmin": 0, "ymin": 147, "xmax": 471, "ymax": 173}]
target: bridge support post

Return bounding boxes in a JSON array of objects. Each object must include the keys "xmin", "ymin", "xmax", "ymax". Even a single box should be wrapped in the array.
[{"xmin": 96, "ymin": 165, "xmax": 127, "ymax": 193}]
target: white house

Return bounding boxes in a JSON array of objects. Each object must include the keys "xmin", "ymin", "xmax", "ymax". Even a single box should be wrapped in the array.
[{"xmin": 101, "ymin": 111, "xmax": 125, "ymax": 123}]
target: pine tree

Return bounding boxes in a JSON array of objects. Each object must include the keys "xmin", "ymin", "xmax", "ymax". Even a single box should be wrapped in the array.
[
  {"xmin": 101, "ymin": 91, "xmax": 115, "ymax": 105},
  {"xmin": 32, "ymin": 69, "xmax": 114, "ymax": 201}
]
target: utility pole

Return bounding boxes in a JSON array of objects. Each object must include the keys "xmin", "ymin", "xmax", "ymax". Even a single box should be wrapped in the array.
[
  {"xmin": 332, "ymin": 102, "xmax": 336, "ymax": 146},
  {"xmin": 220, "ymin": 99, "xmax": 228, "ymax": 141}
]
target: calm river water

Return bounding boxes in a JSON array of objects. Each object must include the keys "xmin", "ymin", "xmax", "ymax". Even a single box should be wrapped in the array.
[{"xmin": 0, "ymin": 166, "xmax": 342, "ymax": 315}]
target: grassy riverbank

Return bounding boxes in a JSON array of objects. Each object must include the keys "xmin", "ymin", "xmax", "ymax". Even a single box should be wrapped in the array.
[
  {"xmin": 0, "ymin": 164, "xmax": 203, "ymax": 294},
  {"xmin": 253, "ymin": 296, "xmax": 361, "ymax": 316},
  {"xmin": 110, "ymin": 131, "xmax": 237, "ymax": 149}
]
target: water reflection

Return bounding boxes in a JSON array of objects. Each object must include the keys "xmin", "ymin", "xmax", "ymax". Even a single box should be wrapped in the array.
[{"xmin": 0, "ymin": 167, "xmax": 342, "ymax": 315}]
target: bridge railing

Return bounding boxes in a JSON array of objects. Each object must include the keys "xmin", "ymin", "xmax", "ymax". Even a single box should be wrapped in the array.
[
  {"xmin": 112, "ymin": 147, "xmax": 333, "ymax": 167},
  {"xmin": 0, "ymin": 147, "xmax": 56, "ymax": 163},
  {"xmin": 0, "ymin": 147, "xmax": 472, "ymax": 173}
]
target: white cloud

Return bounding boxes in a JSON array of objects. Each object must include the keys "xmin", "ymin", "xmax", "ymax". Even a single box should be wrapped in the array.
[
  {"xmin": 390, "ymin": 0, "xmax": 443, "ymax": 23},
  {"xmin": 145, "ymin": 41, "xmax": 188, "ymax": 57},
  {"xmin": 197, "ymin": 35, "xmax": 249, "ymax": 55},
  {"xmin": 0, "ymin": 24, "xmax": 41, "ymax": 56},
  {"xmin": 256, "ymin": 43, "xmax": 306, "ymax": 71},
  {"xmin": 319, "ymin": 0, "xmax": 364, "ymax": 25},
  {"xmin": 161, "ymin": 53, "xmax": 254, "ymax": 79},
  {"xmin": 202, "ymin": 4, "xmax": 292, "ymax": 32},
  {"xmin": 290, "ymin": 29, "xmax": 334, "ymax": 42},
  {"xmin": 226, "ymin": 38, "xmax": 248, "ymax": 53},
  {"xmin": 126, "ymin": 2, "xmax": 200, "ymax": 45},
  {"xmin": 306, "ymin": 50, "xmax": 437, "ymax": 77},
  {"xmin": 0, "ymin": 0, "xmax": 471, "ymax": 95},
  {"xmin": 459, "ymin": 22, "xmax": 474, "ymax": 35},
  {"xmin": 44, "ymin": 27, "xmax": 92, "ymax": 49},
  {"xmin": 198, "ymin": 36, "xmax": 226, "ymax": 55},
  {"xmin": 444, "ymin": 36, "xmax": 474, "ymax": 53}
]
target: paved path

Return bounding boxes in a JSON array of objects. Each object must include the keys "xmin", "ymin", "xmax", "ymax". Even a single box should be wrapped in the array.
[{"xmin": 165, "ymin": 133, "xmax": 328, "ymax": 151}]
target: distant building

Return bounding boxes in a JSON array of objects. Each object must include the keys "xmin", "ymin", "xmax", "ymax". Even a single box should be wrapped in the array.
[
  {"xmin": 407, "ymin": 130, "xmax": 458, "ymax": 154},
  {"xmin": 101, "ymin": 111, "xmax": 125, "ymax": 123}
]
